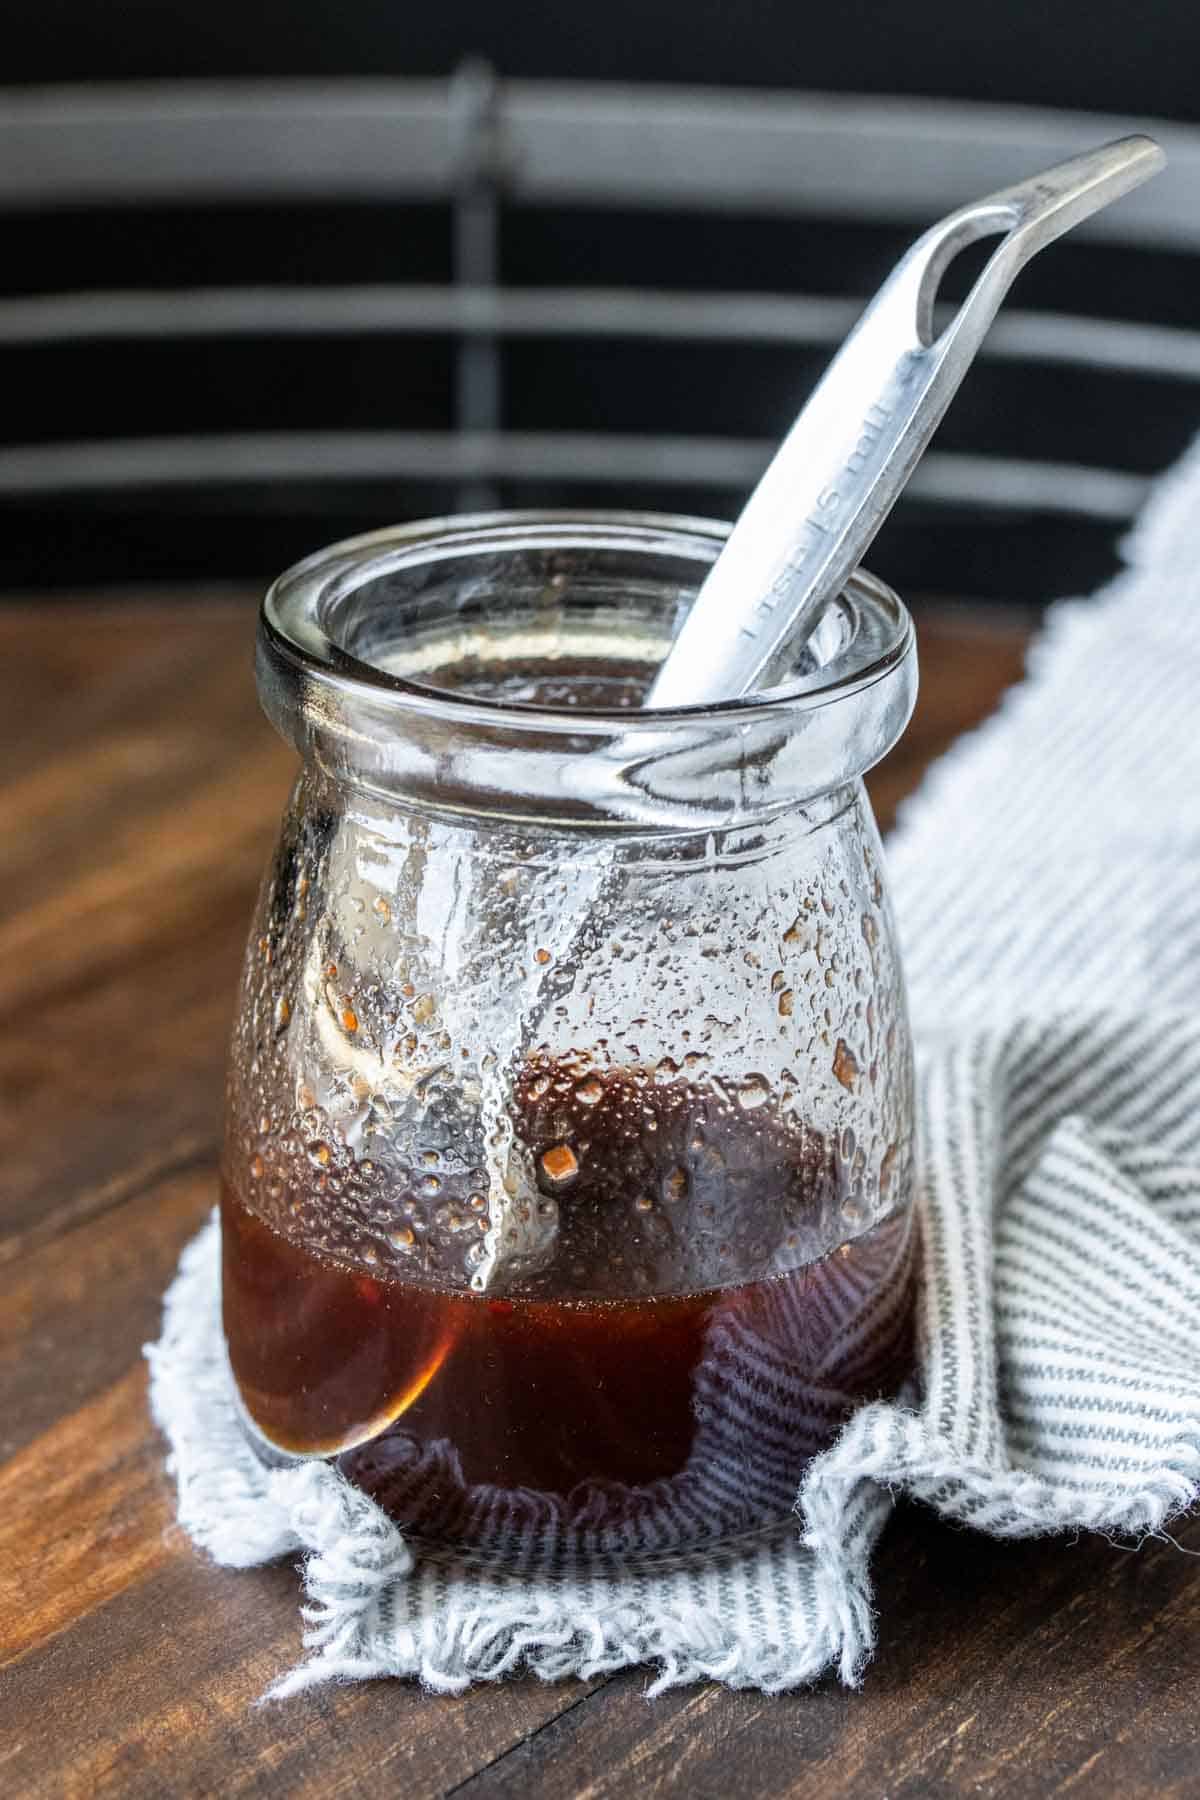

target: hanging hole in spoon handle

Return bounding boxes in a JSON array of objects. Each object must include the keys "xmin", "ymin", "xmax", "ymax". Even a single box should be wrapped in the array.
[
  {"xmin": 914, "ymin": 134, "xmax": 1166, "ymax": 348},
  {"xmin": 646, "ymin": 134, "xmax": 1165, "ymax": 711}
]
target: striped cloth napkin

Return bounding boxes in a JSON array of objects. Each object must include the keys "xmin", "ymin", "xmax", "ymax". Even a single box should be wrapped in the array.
[{"xmin": 147, "ymin": 440, "xmax": 1200, "ymax": 1697}]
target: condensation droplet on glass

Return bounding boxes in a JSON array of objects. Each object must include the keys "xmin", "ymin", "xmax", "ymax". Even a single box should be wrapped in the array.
[
  {"xmin": 737, "ymin": 1075, "xmax": 770, "ymax": 1110},
  {"xmin": 540, "ymin": 1143, "xmax": 579, "ymax": 1186},
  {"xmin": 833, "ymin": 1040, "xmax": 860, "ymax": 1091},
  {"xmin": 663, "ymin": 1166, "xmax": 688, "ymax": 1203},
  {"xmin": 575, "ymin": 1077, "xmax": 603, "ymax": 1106}
]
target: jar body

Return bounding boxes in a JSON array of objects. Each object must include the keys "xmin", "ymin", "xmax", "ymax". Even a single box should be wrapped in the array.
[{"xmin": 221, "ymin": 513, "xmax": 918, "ymax": 1559}]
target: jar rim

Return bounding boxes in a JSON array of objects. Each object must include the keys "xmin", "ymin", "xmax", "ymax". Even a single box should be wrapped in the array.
[
  {"xmin": 263, "ymin": 510, "xmax": 912, "ymax": 726},
  {"xmin": 257, "ymin": 510, "xmax": 918, "ymax": 829}
]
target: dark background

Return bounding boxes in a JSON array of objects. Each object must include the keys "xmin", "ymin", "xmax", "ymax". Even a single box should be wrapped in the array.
[
  {"xmin": 11, "ymin": 1, "xmax": 1200, "ymax": 115},
  {"xmin": 5, "ymin": 1, "xmax": 1199, "ymax": 602}
]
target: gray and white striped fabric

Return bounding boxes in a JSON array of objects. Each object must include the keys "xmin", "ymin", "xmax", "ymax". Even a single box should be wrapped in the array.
[{"xmin": 147, "ymin": 437, "xmax": 1200, "ymax": 1696}]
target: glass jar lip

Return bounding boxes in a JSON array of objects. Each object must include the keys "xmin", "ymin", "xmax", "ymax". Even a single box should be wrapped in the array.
[
  {"xmin": 258, "ymin": 510, "xmax": 917, "ymax": 828},
  {"xmin": 261, "ymin": 508, "xmax": 914, "ymax": 733}
]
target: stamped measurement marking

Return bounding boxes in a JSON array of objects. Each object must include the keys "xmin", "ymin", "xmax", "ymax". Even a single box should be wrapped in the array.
[{"xmin": 737, "ymin": 398, "xmax": 897, "ymax": 644}]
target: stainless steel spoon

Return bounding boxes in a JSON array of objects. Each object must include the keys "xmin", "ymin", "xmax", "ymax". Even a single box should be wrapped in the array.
[
  {"xmin": 473, "ymin": 135, "xmax": 1166, "ymax": 1289},
  {"xmin": 647, "ymin": 133, "xmax": 1165, "ymax": 708}
]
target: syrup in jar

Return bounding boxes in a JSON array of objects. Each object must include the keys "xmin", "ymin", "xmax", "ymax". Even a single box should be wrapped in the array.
[{"xmin": 223, "ymin": 1063, "xmax": 915, "ymax": 1557}]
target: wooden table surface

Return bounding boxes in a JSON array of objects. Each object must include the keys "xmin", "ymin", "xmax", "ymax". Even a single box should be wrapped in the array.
[{"xmin": 2, "ymin": 596, "xmax": 1198, "ymax": 1800}]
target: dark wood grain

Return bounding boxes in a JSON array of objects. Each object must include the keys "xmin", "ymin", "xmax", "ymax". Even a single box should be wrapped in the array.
[{"xmin": 5, "ymin": 594, "xmax": 1193, "ymax": 1800}]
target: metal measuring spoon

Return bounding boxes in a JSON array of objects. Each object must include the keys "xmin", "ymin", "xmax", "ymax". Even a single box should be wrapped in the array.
[
  {"xmin": 647, "ymin": 134, "xmax": 1165, "ymax": 709},
  {"xmin": 473, "ymin": 136, "xmax": 1165, "ymax": 1289}
]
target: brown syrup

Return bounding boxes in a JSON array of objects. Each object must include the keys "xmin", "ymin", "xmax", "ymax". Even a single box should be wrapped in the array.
[{"xmin": 221, "ymin": 1065, "xmax": 915, "ymax": 1555}]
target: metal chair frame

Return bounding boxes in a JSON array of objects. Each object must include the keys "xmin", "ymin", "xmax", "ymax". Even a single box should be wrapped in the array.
[{"xmin": 3, "ymin": 69, "xmax": 1197, "ymax": 523}]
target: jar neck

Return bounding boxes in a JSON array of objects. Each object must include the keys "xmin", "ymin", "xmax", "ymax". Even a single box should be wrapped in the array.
[{"xmin": 313, "ymin": 761, "xmax": 864, "ymax": 855}]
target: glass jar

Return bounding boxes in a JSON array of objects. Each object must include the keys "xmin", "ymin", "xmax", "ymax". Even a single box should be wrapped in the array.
[{"xmin": 220, "ymin": 511, "xmax": 918, "ymax": 1561}]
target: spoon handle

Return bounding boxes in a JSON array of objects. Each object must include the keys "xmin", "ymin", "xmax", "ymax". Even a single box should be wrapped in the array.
[{"xmin": 647, "ymin": 134, "xmax": 1165, "ymax": 709}]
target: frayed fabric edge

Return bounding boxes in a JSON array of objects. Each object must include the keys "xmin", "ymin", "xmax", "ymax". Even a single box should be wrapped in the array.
[{"xmin": 266, "ymin": 1603, "xmax": 856, "ymax": 1703}]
